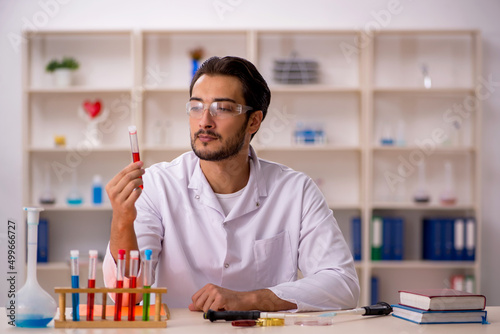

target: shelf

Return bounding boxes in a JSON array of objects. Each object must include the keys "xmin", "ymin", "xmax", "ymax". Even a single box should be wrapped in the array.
[
  {"xmin": 29, "ymin": 146, "xmax": 130, "ymax": 153},
  {"xmin": 143, "ymin": 146, "xmax": 191, "ymax": 152},
  {"xmin": 146, "ymin": 145, "xmax": 361, "ymax": 154},
  {"xmin": 37, "ymin": 261, "xmax": 104, "ymax": 271},
  {"xmin": 25, "ymin": 29, "xmax": 133, "ymax": 36},
  {"xmin": 370, "ymin": 261, "xmax": 476, "ymax": 269},
  {"xmin": 142, "ymin": 81, "xmax": 361, "ymax": 95},
  {"xmin": 269, "ymin": 85, "xmax": 360, "ymax": 93},
  {"xmin": 143, "ymin": 87, "xmax": 189, "ymax": 93},
  {"xmin": 371, "ymin": 202, "xmax": 476, "ymax": 210},
  {"xmin": 36, "ymin": 262, "xmax": 69, "ymax": 271},
  {"xmin": 34, "ymin": 204, "xmax": 113, "ymax": 212},
  {"xmin": 328, "ymin": 203, "xmax": 361, "ymax": 210},
  {"xmin": 374, "ymin": 29, "xmax": 479, "ymax": 36},
  {"xmin": 373, "ymin": 87, "xmax": 474, "ymax": 95},
  {"xmin": 255, "ymin": 145, "xmax": 361, "ymax": 152},
  {"xmin": 372, "ymin": 146, "xmax": 475, "ymax": 153},
  {"xmin": 28, "ymin": 87, "xmax": 132, "ymax": 94}
]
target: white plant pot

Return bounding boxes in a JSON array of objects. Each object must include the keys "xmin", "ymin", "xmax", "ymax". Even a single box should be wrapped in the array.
[{"xmin": 53, "ymin": 69, "xmax": 73, "ymax": 87}]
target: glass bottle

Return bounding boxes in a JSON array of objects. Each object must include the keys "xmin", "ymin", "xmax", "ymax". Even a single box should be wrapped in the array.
[
  {"xmin": 39, "ymin": 162, "xmax": 56, "ymax": 205},
  {"xmin": 67, "ymin": 171, "xmax": 83, "ymax": 205},
  {"xmin": 440, "ymin": 161, "xmax": 457, "ymax": 205},
  {"xmin": 15, "ymin": 207, "xmax": 57, "ymax": 327},
  {"xmin": 413, "ymin": 162, "xmax": 430, "ymax": 203}
]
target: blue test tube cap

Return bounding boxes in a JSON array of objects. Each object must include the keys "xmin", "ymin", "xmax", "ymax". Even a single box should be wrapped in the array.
[
  {"xmin": 71, "ymin": 250, "xmax": 79, "ymax": 259},
  {"xmin": 145, "ymin": 249, "xmax": 152, "ymax": 260}
]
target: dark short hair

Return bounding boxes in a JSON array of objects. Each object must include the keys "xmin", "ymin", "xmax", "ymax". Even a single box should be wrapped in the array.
[{"xmin": 189, "ymin": 56, "xmax": 271, "ymax": 122}]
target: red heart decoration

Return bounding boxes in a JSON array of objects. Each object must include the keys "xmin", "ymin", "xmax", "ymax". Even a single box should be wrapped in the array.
[{"xmin": 83, "ymin": 100, "xmax": 101, "ymax": 119}]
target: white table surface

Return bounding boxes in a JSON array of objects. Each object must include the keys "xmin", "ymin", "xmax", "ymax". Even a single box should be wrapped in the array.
[{"xmin": 2, "ymin": 307, "xmax": 499, "ymax": 333}]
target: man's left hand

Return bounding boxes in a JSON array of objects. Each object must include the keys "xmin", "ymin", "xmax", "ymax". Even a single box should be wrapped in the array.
[
  {"xmin": 188, "ymin": 283, "xmax": 297, "ymax": 312},
  {"xmin": 189, "ymin": 283, "xmax": 252, "ymax": 312}
]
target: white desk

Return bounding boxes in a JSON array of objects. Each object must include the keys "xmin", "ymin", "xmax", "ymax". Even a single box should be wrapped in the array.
[{"xmin": 2, "ymin": 307, "xmax": 500, "ymax": 333}]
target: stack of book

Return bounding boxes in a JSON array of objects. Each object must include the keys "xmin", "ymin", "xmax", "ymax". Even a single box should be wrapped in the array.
[{"xmin": 392, "ymin": 289, "xmax": 487, "ymax": 324}]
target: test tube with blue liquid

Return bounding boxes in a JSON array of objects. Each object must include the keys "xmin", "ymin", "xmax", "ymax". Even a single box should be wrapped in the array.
[{"xmin": 70, "ymin": 250, "xmax": 80, "ymax": 321}]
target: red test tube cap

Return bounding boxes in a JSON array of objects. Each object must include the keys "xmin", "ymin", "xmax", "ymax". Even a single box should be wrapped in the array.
[{"xmin": 118, "ymin": 249, "xmax": 126, "ymax": 260}]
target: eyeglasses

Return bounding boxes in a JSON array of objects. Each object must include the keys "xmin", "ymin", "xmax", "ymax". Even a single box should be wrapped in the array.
[{"xmin": 186, "ymin": 101, "xmax": 253, "ymax": 119}]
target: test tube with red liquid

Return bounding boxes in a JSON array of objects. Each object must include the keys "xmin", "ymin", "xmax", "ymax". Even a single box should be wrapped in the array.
[
  {"xmin": 128, "ymin": 125, "xmax": 143, "ymax": 189},
  {"xmin": 128, "ymin": 250, "xmax": 139, "ymax": 321},
  {"xmin": 87, "ymin": 250, "xmax": 98, "ymax": 321},
  {"xmin": 114, "ymin": 249, "xmax": 126, "ymax": 321}
]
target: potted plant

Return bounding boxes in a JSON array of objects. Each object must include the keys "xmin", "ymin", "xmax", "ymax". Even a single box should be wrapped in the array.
[{"xmin": 45, "ymin": 57, "xmax": 79, "ymax": 87}]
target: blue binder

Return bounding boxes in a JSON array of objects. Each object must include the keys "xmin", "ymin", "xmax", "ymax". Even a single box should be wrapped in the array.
[
  {"xmin": 37, "ymin": 218, "xmax": 48, "ymax": 263},
  {"xmin": 351, "ymin": 217, "xmax": 362, "ymax": 261}
]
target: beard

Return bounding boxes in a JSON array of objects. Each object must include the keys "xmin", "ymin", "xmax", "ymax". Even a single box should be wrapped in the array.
[{"xmin": 191, "ymin": 120, "xmax": 248, "ymax": 162}]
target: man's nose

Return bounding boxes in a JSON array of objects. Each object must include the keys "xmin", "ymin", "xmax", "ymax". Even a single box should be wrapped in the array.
[{"xmin": 198, "ymin": 106, "xmax": 215, "ymax": 128}]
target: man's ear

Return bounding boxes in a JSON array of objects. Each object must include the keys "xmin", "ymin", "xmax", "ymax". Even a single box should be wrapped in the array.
[{"xmin": 247, "ymin": 110, "xmax": 263, "ymax": 135}]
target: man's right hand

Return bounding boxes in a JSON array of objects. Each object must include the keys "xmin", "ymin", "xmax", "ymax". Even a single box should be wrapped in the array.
[
  {"xmin": 106, "ymin": 161, "xmax": 145, "ymax": 224},
  {"xmin": 106, "ymin": 161, "xmax": 145, "ymax": 263}
]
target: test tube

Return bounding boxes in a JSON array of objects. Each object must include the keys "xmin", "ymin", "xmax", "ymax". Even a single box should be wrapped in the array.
[
  {"xmin": 114, "ymin": 249, "xmax": 126, "ymax": 321},
  {"xmin": 142, "ymin": 249, "xmax": 153, "ymax": 321},
  {"xmin": 128, "ymin": 250, "xmax": 139, "ymax": 321},
  {"xmin": 70, "ymin": 250, "xmax": 80, "ymax": 321},
  {"xmin": 128, "ymin": 125, "xmax": 143, "ymax": 189},
  {"xmin": 87, "ymin": 250, "xmax": 98, "ymax": 321}
]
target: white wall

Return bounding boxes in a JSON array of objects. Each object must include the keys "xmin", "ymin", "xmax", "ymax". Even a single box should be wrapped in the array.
[{"xmin": 1, "ymin": 0, "xmax": 499, "ymax": 305}]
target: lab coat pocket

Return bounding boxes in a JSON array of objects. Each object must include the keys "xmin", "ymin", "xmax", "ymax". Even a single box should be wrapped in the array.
[{"xmin": 253, "ymin": 230, "xmax": 296, "ymax": 287}]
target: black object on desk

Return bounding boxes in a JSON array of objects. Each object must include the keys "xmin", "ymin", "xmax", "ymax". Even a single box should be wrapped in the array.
[{"xmin": 204, "ymin": 302, "xmax": 393, "ymax": 322}]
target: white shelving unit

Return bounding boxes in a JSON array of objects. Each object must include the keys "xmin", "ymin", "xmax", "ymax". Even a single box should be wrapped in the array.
[
  {"xmin": 364, "ymin": 30, "xmax": 482, "ymax": 304},
  {"xmin": 23, "ymin": 29, "xmax": 481, "ymax": 306},
  {"xmin": 22, "ymin": 30, "xmax": 136, "ymax": 303}
]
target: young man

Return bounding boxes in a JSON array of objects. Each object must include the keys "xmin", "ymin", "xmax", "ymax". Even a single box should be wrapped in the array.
[{"xmin": 103, "ymin": 56, "xmax": 359, "ymax": 312}]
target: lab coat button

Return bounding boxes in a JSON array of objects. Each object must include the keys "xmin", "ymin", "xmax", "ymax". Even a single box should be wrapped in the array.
[
  {"xmin": 195, "ymin": 195, "xmax": 200, "ymax": 200},
  {"xmin": 224, "ymin": 263, "xmax": 230, "ymax": 268}
]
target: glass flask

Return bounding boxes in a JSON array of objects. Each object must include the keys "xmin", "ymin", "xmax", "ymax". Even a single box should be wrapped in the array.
[{"xmin": 15, "ymin": 207, "xmax": 57, "ymax": 327}]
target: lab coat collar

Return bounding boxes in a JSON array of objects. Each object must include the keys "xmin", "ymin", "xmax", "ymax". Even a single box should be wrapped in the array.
[{"xmin": 187, "ymin": 145, "xmax": 267, "ymax": 220}]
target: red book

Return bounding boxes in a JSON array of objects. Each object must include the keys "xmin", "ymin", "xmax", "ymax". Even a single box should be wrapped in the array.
[{"xmin": 399, "ymin": 289, "xmax": 486, "ymax": 311}]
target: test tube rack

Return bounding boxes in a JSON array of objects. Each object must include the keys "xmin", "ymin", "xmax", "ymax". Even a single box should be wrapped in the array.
[{"xmin": 54, "ymin": 287, "xmax": 168, "ymax": 328}]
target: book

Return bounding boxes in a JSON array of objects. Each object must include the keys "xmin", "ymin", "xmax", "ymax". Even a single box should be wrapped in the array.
[
  {"xmin": 442, "ymin": 218, "xmax": 454, "ymax": 260},
  {"xmin": 465, "ymin": 218, "xmax": 476, "ymax": 261},
  {"xmin": 422, "ymin": 217, "xmax": 476, "ymax": 261},
  {"xmin": 422, "ymin": 218, "xmax": 442, "ymax": 260},
  {"xmin": 391, "ymin": 217, "xmax": 404, "ymax": 260},
  {"xmin": 391, "ymin": 304, "xmax": 488, "ymax": 324},
  {"xmin": 370, "ymin": 276, "xmax": 379, "ymax": 305},
  {"xmin": 37, "ymin": 218, "xmax": 48, "ymax": 263},
  {"xmin": 382, "ymin": 217, "xmax": 392, "ymax": 260},
  {"xmin": 351, "ymin": 217, "xmax": 361, "ymax": 261},
  {"xmin": 399, "ymin": 289, "xmax": 486, "ymax": 311},
  {"xmin": 450, "ymin": 275, "xmax": 466, "ymax": 292},
  {"xmin": 453, "ymin": 218, "xmax": 465, "ymax": 260},
  {"xmin": 371, "ymin": 216, "xmax": 383, "ymax": 260},
  {"xmin": 381, "ymin": 217, "xmax": 405, "ymax": 260}
]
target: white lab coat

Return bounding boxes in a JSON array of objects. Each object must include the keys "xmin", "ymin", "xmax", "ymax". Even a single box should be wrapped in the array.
[{"xmin": 103, "ymin": 146, "xmax": 359, "ymax": 311}]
